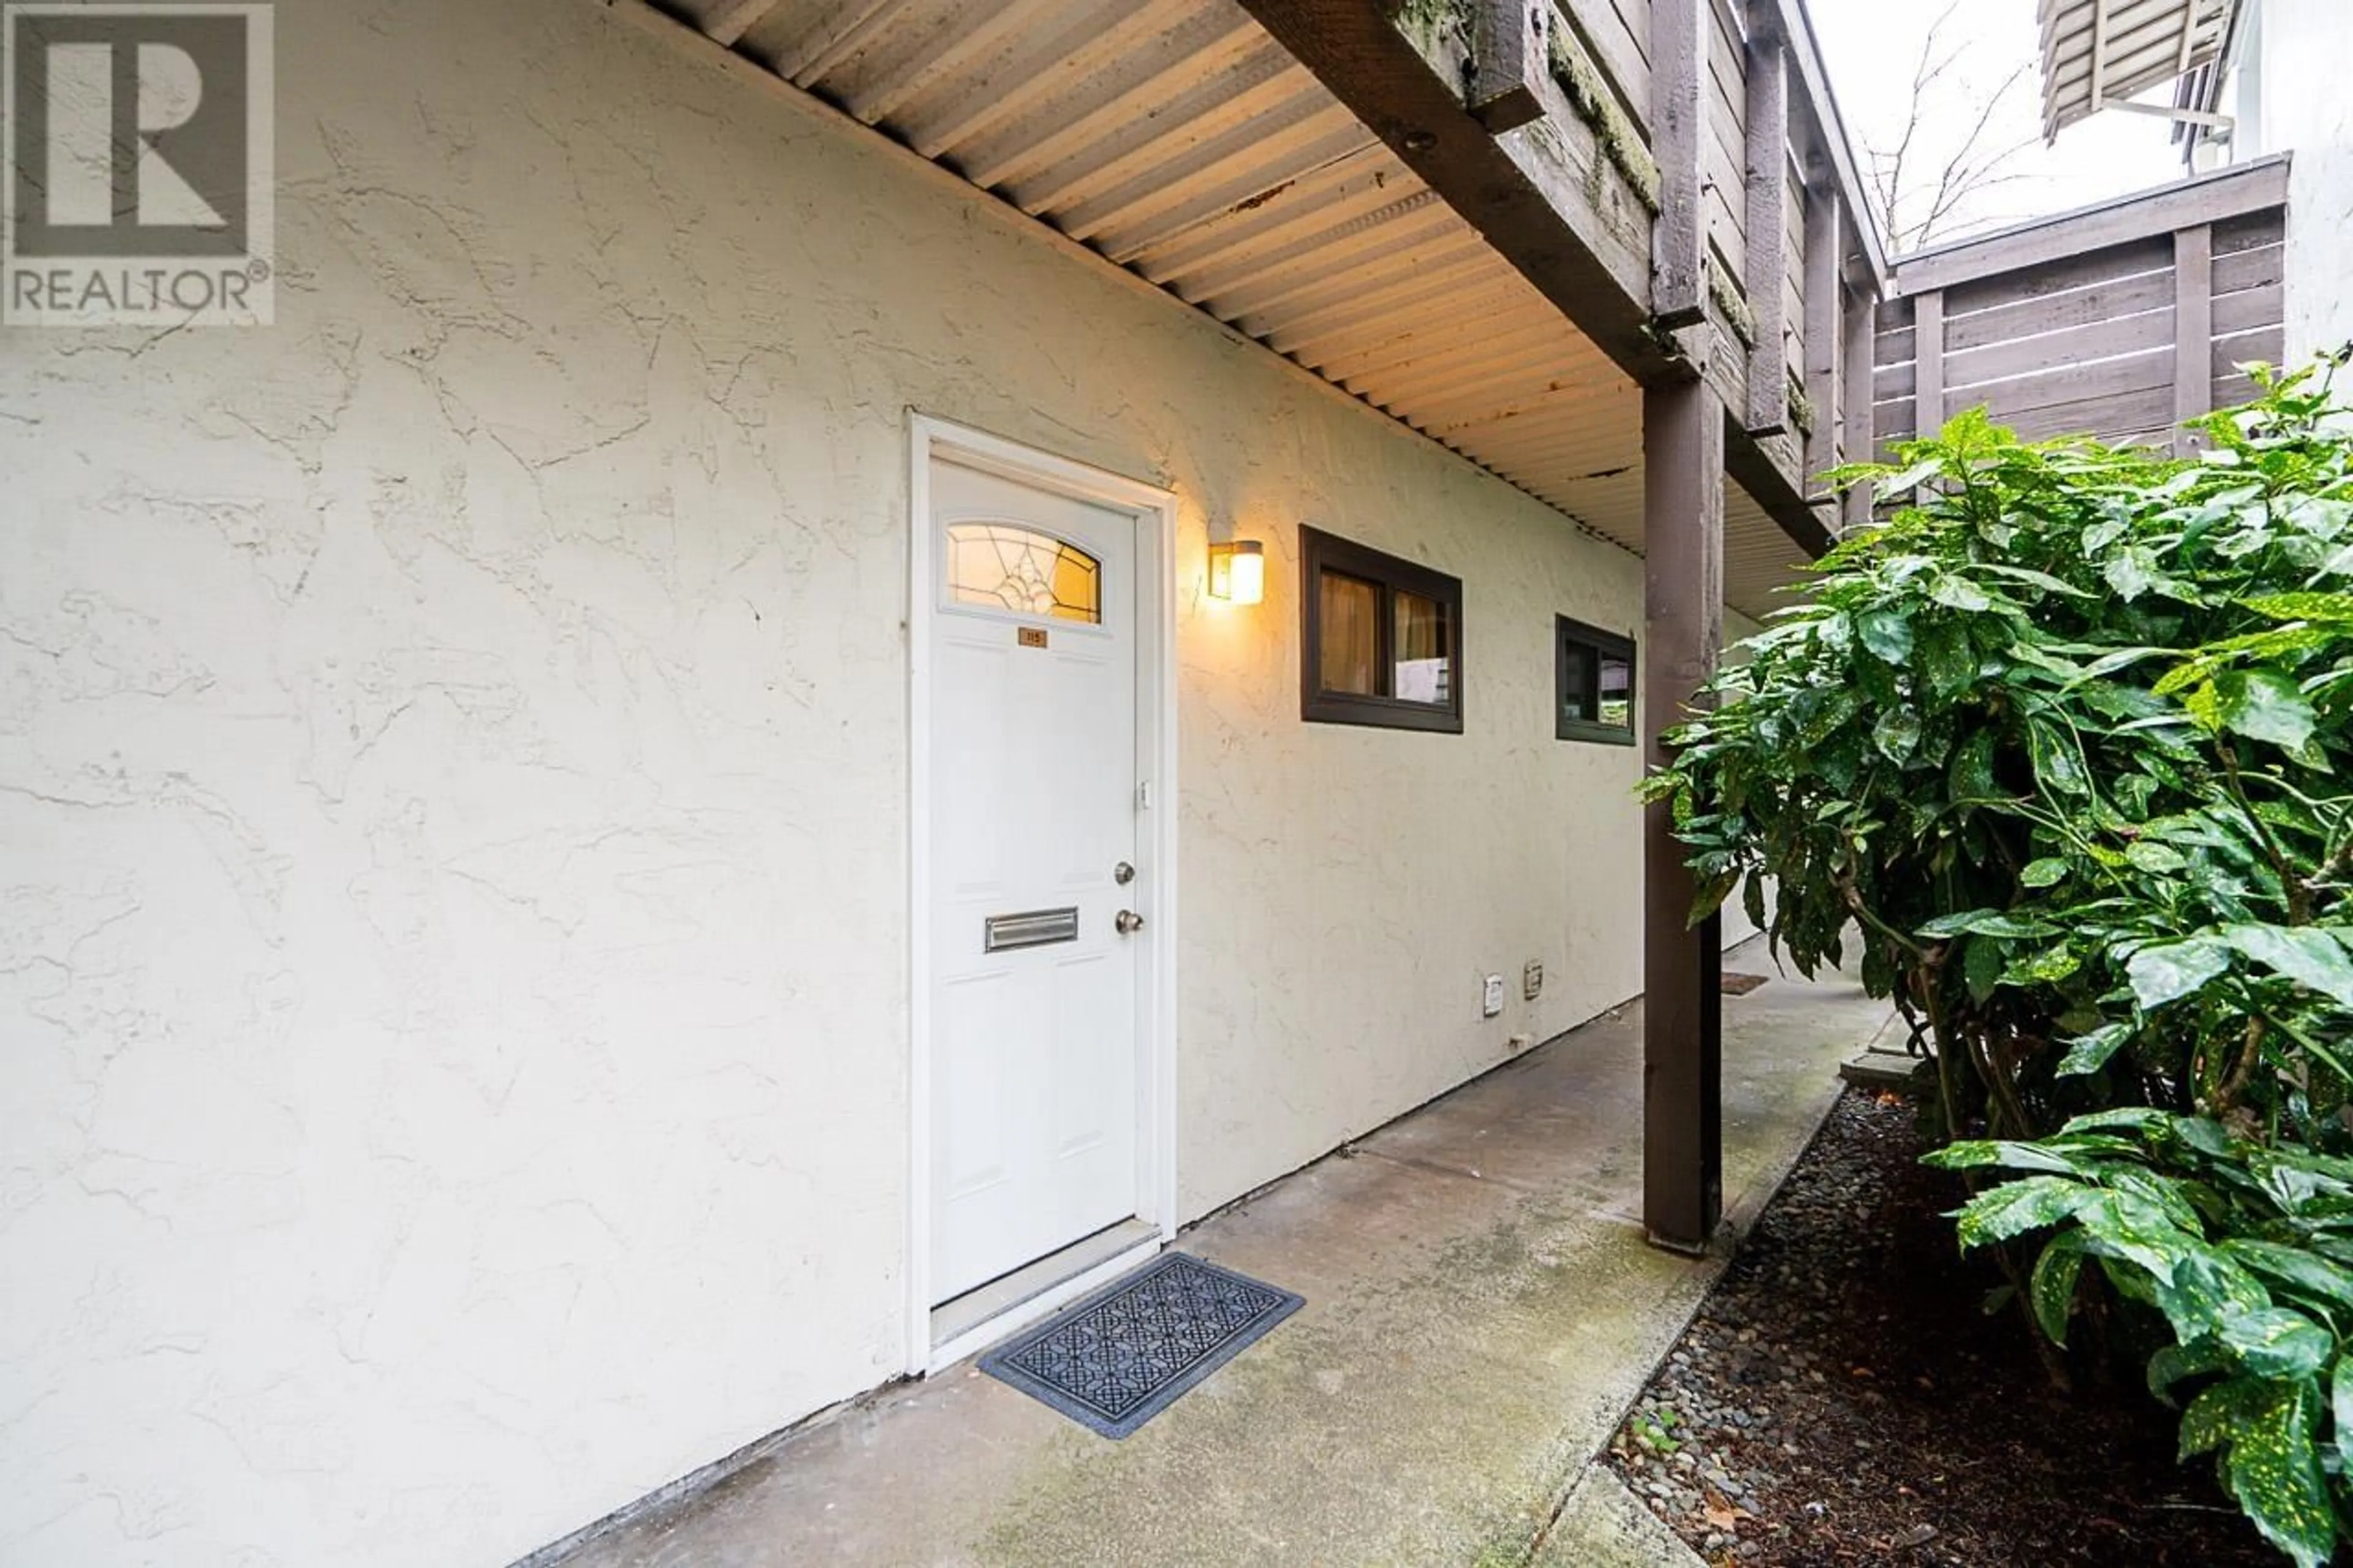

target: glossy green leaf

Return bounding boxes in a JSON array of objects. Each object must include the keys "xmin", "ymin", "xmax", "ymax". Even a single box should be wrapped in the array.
[
  {"xmin": 2056, "ymin": 1023, "xmax": 2132, "ymax": 1076},
  {"xmin": 2213, "ymin": 668, "xmax": 2318, "ymax": 751},
  {"xmin": 2030, "ymin": 1231, "xmax": 2087, "ymax": 1345},
  {"xmin": 2020, "ymin": 856, "xmax": 2071, "ymax": 888},
  {"xmin": 1953, "ymin": 1175, "xmax": 2092, "ymax": 1247},
  {"xmin": 2244, "ymin": 592, "xmax": 2353, "ymax": 624},
  {"xmin": 2124, "ymin": 839, "xmax": 2190, "ymax": 874},
  {"xmin": 2126, "ymin": 937, "xmax": 2234, "ymax": 1011},
  {"xmin": 2224, "ymin": 1379, "xmax": 2335, "ymax": 1568},
  {"xmin": 1931, "ymin": 575, "xmax": 1993, "ymax": 613},
  {"xmin": 2105, "ymin": 545, "xmax": 2161, "ymax": 602},
  {"xmin": 2181, "ymin": 1374, "xmax": 2269, "ymax": 1459},
  {"xmin": 2218, "ymin": 1308, "xmax": 2333, "ymax": 1380},
  {"xmin": 1855, "ymin": 608, "xmax": 1913, "ymax": 664},
  {"xmin": 1948, "ymin": 728, "xmax": 1999, "ymax": 803},
  {"xmin": 2058, "ymin": 1106, "xmax": 2171, "ymax": 1135},
  {"xmin": 2333, "ymin": 1357, "xmax": 2353, "ymax": 1475},
  {"xmin": 2222, "ymin": 1240, "xmax": 2353, "ymax": 1314},
  {"xmin": 2223, "ymin": 924, "xmax": 2353, "ymax": 1010},
  {"xmin": 1963, "ymin": 933, "xmax": 2005, "ymax": 1003},
  {"xmin": 1876, "ymin": 457, "xmax": 1941, "ymax": 497},
  {"xmin": 2004, "ymin": 944, "xmax": 2082, "ymax": 986},
  {"xmin": 2150, "ymin": 1336, "xmax": 2229, "ymax": 1406},
  {"xmin": 2151, "ymin": 1244, "xmax": 2273, "ymax": 1343},
  {"xmin": 1924, "ymin": 1139, "xmax": 2096, "ymax": 1177},
  {"xmin": 1919, "ymin": 622, "xmax": 1979, "ymax": 699},
  {"xmin": 1871, "ymin": 705, "xmax": 1922, "ymax": 763},
  {"xmin": 2028, "ymin": 721, "xmax": 2090, "ymax": 797},
  {"xmin": 1917, "ymin": 909, "xmax": 2058, "ymax": 939}
]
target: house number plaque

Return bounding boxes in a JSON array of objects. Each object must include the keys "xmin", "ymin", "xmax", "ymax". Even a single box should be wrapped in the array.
[{"xmin": 1018, "ymin": 627, "xmax": 1048, "ymax": 649}]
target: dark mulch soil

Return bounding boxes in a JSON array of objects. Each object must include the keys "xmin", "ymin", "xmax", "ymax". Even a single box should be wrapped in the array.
[{"xmin": 1601, "ymin": 1088, "xmax": 2279, "ymax": 1567}]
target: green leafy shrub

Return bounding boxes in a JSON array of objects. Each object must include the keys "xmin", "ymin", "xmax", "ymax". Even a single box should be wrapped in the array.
[
  {"xmin": 1931, "ymin": 1113, "xmax": 2351, "ymax": 1566},
  {"xmin": 1644, "ymin": 362, "xmax": 2353, "ymax": 1562},
  {"xmin": 1646, "ymin": 365, "xmax": 2353, "ymax": 1144}
]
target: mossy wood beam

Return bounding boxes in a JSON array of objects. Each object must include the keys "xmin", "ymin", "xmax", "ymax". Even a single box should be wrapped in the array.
[
  {"xmin": 1650, "ymin": 0, "xmax": 1708, "ymax": 328},
  {"xmin": 1240, "ymin": 0, "xmax": 1845, "ymax": 563},
  {"xmin": 1546, "ymin": 15, "xmax": 1662, "ymax": 213},
  {"xmin": 1469, "ymin": 0, "xmax": 1548, "ymax": 131},
  {"xmin": 1741, "ymin": 15, "xmax": 1789, "ymax": 435},
  {"xmin": 1237, "ymin": 0, "xmax": 1683, "ymax": 385}
]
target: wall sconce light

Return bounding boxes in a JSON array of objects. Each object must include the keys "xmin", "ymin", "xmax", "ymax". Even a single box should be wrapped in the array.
[{"xmin": 1207, "ymin": 539, "xmax": 1265, "ymax": 605}]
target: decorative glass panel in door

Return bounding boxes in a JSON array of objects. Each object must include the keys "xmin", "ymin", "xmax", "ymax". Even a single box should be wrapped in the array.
[{"xmin": 945, "ymin": 522, "xmax": 1102, "ymax": 623}]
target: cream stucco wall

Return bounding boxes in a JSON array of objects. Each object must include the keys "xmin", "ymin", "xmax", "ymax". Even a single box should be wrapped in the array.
[
  {"xmin": 2, "ymin": 2, "xmax": 1719, "ymax": 1564},
  {"xmin": 2237, "ymin": 0, "xmax": 2353, "ymax": 360}
]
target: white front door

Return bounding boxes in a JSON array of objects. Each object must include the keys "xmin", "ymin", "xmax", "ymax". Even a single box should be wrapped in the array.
[{"xmin": 926, "ymin": 453, "xmax": 1143, "ymax": 1305}]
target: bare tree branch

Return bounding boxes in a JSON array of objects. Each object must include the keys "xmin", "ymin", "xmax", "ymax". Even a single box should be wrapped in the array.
[{"xmin": 1862, "ymin": 6, "xmax": 2037, "ymax": 251}]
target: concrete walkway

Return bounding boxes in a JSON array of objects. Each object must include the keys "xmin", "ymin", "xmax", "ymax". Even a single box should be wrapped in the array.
[{"xmin": 550, "ymin": 942, "xmax": 1893, "ymax": 1568}]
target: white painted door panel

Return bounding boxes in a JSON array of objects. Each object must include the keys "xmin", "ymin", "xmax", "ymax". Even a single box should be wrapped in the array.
[{"xmin": 928, "ymin": 456, "xmax": 1140, "ymax": 1305}]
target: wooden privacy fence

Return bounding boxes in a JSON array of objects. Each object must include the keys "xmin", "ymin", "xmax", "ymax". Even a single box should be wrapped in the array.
[{"xmin": 1873, "ymin": 156, "xmax": 2289, "ymax": 457}]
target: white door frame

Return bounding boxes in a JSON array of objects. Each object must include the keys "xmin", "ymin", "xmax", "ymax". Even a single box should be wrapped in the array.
[{"xmin": 905, "ymin": 412, "xmax": 1180, "ymax": 1376}]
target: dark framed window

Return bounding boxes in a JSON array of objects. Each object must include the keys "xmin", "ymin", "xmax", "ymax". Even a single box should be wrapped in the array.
[
  {"xmin": 1556, "ymin": 616, "xmax": 1635, "ymax": 745},
  {"xmin": 1300, "ymin": 525, "xmax": 1463, "ymax": 733}
]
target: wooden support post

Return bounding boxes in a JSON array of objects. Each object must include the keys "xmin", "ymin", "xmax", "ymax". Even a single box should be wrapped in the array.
[
  {"xmin": 1652, "ymin": 0, "xmax": 1708, "ymax": 328},
  {"xmin": 1913, "ymin": 289, "xmax": 1944, "ymax": 441},
  {"xmin": 2174, "ymin": 224, "xmax": 2213, "ymax": 455},
  {"xmin": 1842, "ymin": 282, "xmax": 1876, "ymax": 532},
  {"xmin": 1469, "ymin": 0, "xmax": 1550, "ymax": 132},
  {"xmin": 1802, "ymin": 182, "xmax": 1841, "ymax": 492},
  {"xmin": 1742, "ymin": 27, "xmax": 1789, "ymax": 434},
  {"xmin": 1643, "ymin": 377, "xmax": 1726, "ymax": 1255}
]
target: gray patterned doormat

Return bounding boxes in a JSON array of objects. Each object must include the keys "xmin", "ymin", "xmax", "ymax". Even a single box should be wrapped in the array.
[{"xmin": 978, "ymin": 1252, "xmax": 1303, "ymax": 1438}]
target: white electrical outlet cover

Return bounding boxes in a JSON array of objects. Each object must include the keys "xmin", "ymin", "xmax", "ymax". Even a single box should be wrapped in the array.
[{"xmin": 1482, "ymin": 974, "xmax": 1505, "ymax": 1017}]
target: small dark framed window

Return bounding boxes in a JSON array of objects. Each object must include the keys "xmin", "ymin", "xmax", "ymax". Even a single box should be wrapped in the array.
[
  {"xmin": 1556, "ymin": 616, "xmax": 1635, "ymax": 744},
  {"xmin": 1300, "ymin": 525, "xmax": 1463, "ymax": 733}
]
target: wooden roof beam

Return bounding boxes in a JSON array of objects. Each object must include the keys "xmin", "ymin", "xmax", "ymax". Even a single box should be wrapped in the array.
[{"xmin": 1233, "ymin": 0, "xmax": 1684, "ymax": 387}]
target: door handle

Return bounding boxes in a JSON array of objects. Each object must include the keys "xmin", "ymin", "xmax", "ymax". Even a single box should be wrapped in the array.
[{"xmin": 1115, "ymin": 909, "xmax": 1146, "ymax": 935}]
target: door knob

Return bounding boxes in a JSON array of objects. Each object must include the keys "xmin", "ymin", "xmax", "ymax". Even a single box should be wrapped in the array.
[{"xmin": 1115, "ymin": 909, "xmax": 1146, "ymax": 935}]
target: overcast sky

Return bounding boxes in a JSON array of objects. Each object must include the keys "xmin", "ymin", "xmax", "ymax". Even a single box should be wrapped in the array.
[{"xmin": 1801, "ymin": 0, "xmax": 2189, "ymax": 250}]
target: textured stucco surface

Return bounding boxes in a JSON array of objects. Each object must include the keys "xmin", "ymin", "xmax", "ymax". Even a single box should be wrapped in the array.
[
  {"xmin": 542, "ymin": 941, "xmax": 1887, "ymax": 1568},
  {"xmin": 2253, "ymin": 0, "xmax": 2353, "ymax": 362},
  {"xmin": 6, "ymin": 2, "xmax": 1728, "ymax": 1564}
]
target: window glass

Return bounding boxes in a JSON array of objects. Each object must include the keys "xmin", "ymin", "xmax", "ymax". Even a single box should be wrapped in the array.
[
  {"xmin": 1560, "ymin": 640, "xmax": 1597, "ymax": 722},
  {"xmin": 945, "ymin": 522, "xmax": 1101, "ymax": 623},
  {"xmin": 1597, "ymin": 650, "xmax": 1632, "ymax": 729},
  {"xmin": 1300, "ymin": 527, "xmax": 1463, "ymax": 733},
  {"xmin": 1557, "ymin": 616, "xmax": 1635, "ymax": 744},
  {"xmin": 1318, "ymin": 570, "xmax": 1379, "ymax": 695},
  {"xmin": 1393, "ymin": 589, "xmax": 1452, "ymax": 705}
]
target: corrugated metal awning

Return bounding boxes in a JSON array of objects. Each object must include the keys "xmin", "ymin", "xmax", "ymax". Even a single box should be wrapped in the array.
[{"xmin": 2038, "ymin": 0, "xmax": 2235, "ymax": 140}]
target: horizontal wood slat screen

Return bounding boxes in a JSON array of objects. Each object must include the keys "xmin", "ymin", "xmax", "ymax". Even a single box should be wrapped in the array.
[{"xmin": 1871, "ymin": 170, "xmax": 2286, "ymax": 464}]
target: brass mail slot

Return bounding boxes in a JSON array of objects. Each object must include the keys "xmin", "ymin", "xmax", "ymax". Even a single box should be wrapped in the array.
[{"xmin": 984, "ymin": 906, "xmax": 1080, "ymax": 952}]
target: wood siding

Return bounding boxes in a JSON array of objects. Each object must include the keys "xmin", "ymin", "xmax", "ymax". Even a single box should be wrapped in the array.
[{"xmin": 1873, "ymin": 160, "xmax": 2289, "ymax": 458}]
